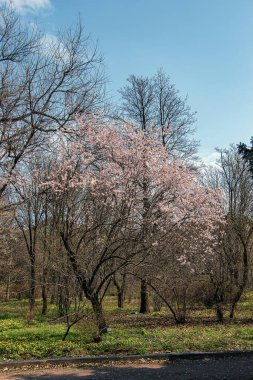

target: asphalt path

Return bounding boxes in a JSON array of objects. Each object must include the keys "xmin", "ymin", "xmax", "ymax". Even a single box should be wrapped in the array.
[{"xmin": 1, "ymin": 356, "xmax": 253, "ymax": 380}]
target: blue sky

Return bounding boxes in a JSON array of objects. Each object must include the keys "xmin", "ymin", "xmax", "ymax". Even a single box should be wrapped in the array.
[{"xmin": 4, "ymin": 0, "xmax": 253, "ymax": 164}]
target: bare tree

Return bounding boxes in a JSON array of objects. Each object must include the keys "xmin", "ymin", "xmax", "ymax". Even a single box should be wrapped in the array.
[
  {"xmin": 203, "ymin": 146, "xmax": 253, "ymax": 321},
  {"xmin": 119, "ymin": 74, "xmax": 155, "ymax": 131},
  {"xmin": 153, "ymin": 69, "xmax": 197, "ymax": 159},
  {"xmin": 13, "ymin": 156, "xmax": 49, "ymax": 316},
  {"xmin": 218, "ymin": 147, "xmax": 253, "ymax": 319},
  {"xmin": 0, "ymin": 5, "xmax": 104, "ymax": 197},
  {"xmin": 119, "ymin": 69, "xmax": 198, "ymax": 160}
]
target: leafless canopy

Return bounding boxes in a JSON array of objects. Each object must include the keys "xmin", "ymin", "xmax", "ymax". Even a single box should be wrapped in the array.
[
  {"xmin": 119, "ymin": 69, "xmax": 198, "ymax": 161},
  {"xmin": 0, "ymin": 5, "xmax": 105, "ymax": 196}
]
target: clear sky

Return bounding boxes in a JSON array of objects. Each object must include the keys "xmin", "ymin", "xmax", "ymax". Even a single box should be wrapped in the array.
[{"xmin": 4, "ymin": 0, "xmax": 253, "ymax": 164}]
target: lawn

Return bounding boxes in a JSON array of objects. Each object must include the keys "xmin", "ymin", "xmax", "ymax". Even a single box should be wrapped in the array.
[{"xmin": 1, "ymin": 295, "xmax": 253, "ymax": 361}]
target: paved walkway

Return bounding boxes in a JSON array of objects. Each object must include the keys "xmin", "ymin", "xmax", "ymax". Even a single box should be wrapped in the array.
[{"xmin": 1, "ymin": 357, "xmax": 253, "ymax": 379}]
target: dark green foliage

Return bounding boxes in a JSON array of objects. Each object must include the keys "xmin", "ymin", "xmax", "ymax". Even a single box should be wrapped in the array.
[{"xmin": 238, "ymin": 139, "xmax": 253, "ymax": 175}]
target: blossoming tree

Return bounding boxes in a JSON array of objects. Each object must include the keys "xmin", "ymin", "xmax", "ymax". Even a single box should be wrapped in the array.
[{"xmin": 42, "ymin": 115, "xmax": 224, "ymax": 334}]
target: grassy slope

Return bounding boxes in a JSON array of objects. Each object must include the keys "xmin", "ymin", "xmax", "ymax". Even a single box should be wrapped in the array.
[{"xmin": 1, "ymin": 295, "xmax": 253, "ymax": 360}]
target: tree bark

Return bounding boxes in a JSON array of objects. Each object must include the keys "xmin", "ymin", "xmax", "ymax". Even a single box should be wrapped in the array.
[
  {"xmin": 216, "ymin": 303, "xmax": 224, "ymax": 323},
  {"xmin": 57, "ymin": 279, "xmax": 65, "ymax": 317},
  {"xmin": 153, "ymin": 291, "xmax": 162, "ymax": 312},
  {"xmin": 229, "ymin": 245, "xmax": 248, "ymax": 319},
  {"xmin": 139, "ymin": 278, "xmax": 149, "ymax": 314},
  {"xmin": 5, "ymin": 274, "xmax": 11, "ymax": 301},
  {"xmin": 117, "ymin": 288, "xmax": 124, "ymax": 308},
  {"xmin": 113, "ymin": 276, "xmax": 126, "ymax": 308},
  {"xmin": 41, "ymin": 283, "xmax": 48, "ymax": 315},
  {"xmin": 29, "ymin": 252, "xmax": 36, "ymax": 316},
  {"xmin": 79, "ymin": 288, "xmax": 84, "ymax": 302},
  {"xmin": 41, "ymin": 266, "xmax": 48, "ymax": 315},
  {"xmin": 213, "ymin": 286, "xmax": 224, "ymax": 323},
  {"xmin": 90, "ymin": 294, "xmax": 107, "ymax": 335}
]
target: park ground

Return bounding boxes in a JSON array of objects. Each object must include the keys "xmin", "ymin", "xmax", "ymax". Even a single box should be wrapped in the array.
[
  {"xmin": 1, "ymin": 357, "xmax": 253, "ymax": 379},
  {"xmin": 1, "ymin": 294, "xmax": 253, "ymax": 361}
]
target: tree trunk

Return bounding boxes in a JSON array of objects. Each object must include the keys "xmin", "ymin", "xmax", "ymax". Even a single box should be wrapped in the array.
[
  {"xmin": 79, "ymin": 288, "xmax": 84, "ymax": 302},
  {"xmin": 139, "ymin": 278, "xmax": 149, "ymax": 314},
  {"xmin": 176, "ymin": 316, "xmax": 186, "ymax": 324},
  {"xmin": 90, "ymin": 294, "xmax": 107, "ymax": 335},
  {"xmin": 57, "ymin": 282, "xmax": 65, "ymax": 317},
  {"xmin": 41, "ymin": 283, "xmax": 48, "ymax": 315},
  {"xmin": 113, "ymin": 276, "xmax": 125, "ymax": 308},
  {"xmin": 5, "ymin": 274, "xmax": 11, "ymax": 301},
  {"xmin": 62, "ymin": 324, "xmax": 72, "ymax": 341},
  {"xmin": 41, "ymin": 267, "xmax": 48, "ymax": 315},
  {"xmin": 50, "ymin": 273, "xmax": 58, "ymax": 304},
  {"xmin": 214, "ymin": 289, "xmax": 224, "ymax": 322},
  {"xmin": 117, "ymin": 288, "xmax": 124, "ymax": 308},
  {"xmin": 216, "ymin": 303, "xmax": 224, "ymax": 323},
  {"xmin": 229, "ymin": 246, "xmax": 248, "ymax": 319},
  {"xmin": 29, "ymin": 252, "xmax": 36, "ymax": 316},
  {"xmin": 153, "ymin": 292, "xmax": 162, "ymax": 312}
]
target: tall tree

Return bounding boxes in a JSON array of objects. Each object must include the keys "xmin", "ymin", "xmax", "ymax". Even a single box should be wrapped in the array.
[
  {"xmin": 119, "ymin": 69, "xmax": 198, "ymax": 312},
  {"xmin": 13, "ymin": 156, "xmax": 50, "ymax": 315},
  {"xmin": 119, "ymin": 69, "xmax": 198, "ymax": 160},
  {"xmin": 238, "ymin": 138, "xmax": 253, "ymax": 176},
  {"xmin": 219, "ymin": 147, "xmax": 253, "ymax": 319},
  {"xmin": 204, "ymin": 146, "xmax": 253, "ymax": 320}
]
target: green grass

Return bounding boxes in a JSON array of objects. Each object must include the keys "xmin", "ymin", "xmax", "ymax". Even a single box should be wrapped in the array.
[{"xmin": 1, "ymin": 295, "xmax": 253, "ymax": 360}]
